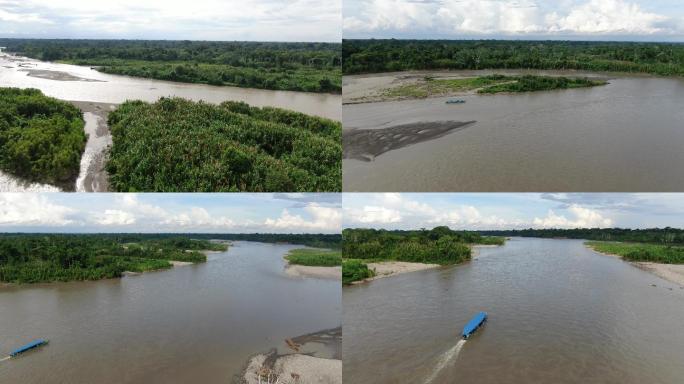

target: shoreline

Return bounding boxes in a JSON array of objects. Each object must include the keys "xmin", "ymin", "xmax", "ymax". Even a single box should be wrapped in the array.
[
  {"xmin": 284, "ymin": 263, "xmax": 342, "ymax": 280},
  {"xmin": 586, "ymin": 245, "xmax": 684, "ymax": 286},
  {"xmin": 352, "ymin": 261, "xmax": 441, "ymax": 284}
]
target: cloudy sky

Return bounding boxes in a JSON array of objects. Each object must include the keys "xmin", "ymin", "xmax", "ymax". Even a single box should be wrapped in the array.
[
  {"xmin": 0, "ymin": 193, "xmax": 341, "ymax": 233},
  {"xmin": 0, "ymin": 0, "xmax": 341, "ymax": 41},
  {"xmin": 344, "ymin": 193, "xmax": 684, "ymax": 230},
  {"xmin": 344, "ymin": 0, "xmax": 684, "ymax": 41}
]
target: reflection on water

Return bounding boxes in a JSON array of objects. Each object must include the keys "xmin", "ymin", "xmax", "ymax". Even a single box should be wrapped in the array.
[
  {"xmin": 343, "ymin": 71, "xmax": 684, "ymax": 191},
  {"xmin": 343, "ymin": 238, "xmax": 684, "ymax": 384},
  {"xmin": 0, "ymin": 242, "xmax": 340, "ymax": 384}
]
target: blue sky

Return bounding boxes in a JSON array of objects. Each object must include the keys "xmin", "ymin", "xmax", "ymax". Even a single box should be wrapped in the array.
[
  {"xmin": 0, "ymin": 193, "xmax": 341, "ymax": 233},
  {"xmin": 343, "ymin": 193, "xmax": 684, "ymax": 230},
  {"xmin": 344, "ymin": 0, "xmax": 684, "ymax": 41},
  {"xmin": 0, "ymin": 0, "xmax": 341, "ymax": 42}
]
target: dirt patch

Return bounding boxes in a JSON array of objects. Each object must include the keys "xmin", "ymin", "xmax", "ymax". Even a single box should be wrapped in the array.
[{"xmin": 343, "ymin": 120, "xmax": 476, "ymax": 161}]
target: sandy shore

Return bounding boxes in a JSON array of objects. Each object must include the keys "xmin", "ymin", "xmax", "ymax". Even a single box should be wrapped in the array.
[
  {"xmin": 354, "ymin": 261, "xmax": 441, "ymax": 284},
  {"xmin": 239, "ymin": 328, "xmax": 342, "ymax": 384},
  {"xmin": 284, "ymin": 264, "xmax": 341, "ymax": 280},
  {"xmin": 169, "ymin": 260, "xmax": 193, "ymax": 267},
  {"xmin": 70, "ymin": 100, "xmax": 116, "ymax": 192},
  {"xmin": 587, "ymin": 245, "xmax": 684, "ymax": 286}
]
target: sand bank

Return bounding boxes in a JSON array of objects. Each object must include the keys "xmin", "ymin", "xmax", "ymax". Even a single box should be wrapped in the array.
[
  {"xmin": 284, "ymin": 264, "xmax": 341, "ymax": 280},
  {"xmin": 587, "ymin": 246, "xmax": 684, "ymax": 286},
  {"xmin": 354, "ymin": 261, "xmax": 441, "ymax": 284}
]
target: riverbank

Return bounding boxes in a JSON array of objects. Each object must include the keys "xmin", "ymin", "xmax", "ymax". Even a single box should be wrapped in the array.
[
  {"xmin": 586, "ymin": 243, "xmax": 684, "ymax": 286},
  {"xmin": 284, "ymin": 264, "xmax": 342, "ymax": 280},
  {"xmin": 239, "ymin": 328, "xmax": 342, "ymax": 384},
  {"xmin": 70, "ymin": 100, "xmax": 116, "ymax": 192},
  {"xmin": 352, "ymin": 261, "xmax": 440, "ymax": 284}
]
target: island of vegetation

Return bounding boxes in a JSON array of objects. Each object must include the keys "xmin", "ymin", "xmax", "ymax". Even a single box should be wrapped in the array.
[
  {"xmin": 342, "ymin": 227, "xmax": 504, "ymax": 284},
  {"xmin": 285, "ymin": 248, "xmax": 342, "ymax": 267},
  {"xmin": 0, "ymin": 234, "xmax": 227, "ymax": 284},
  {"xmin": 379, "ymin": 74, "xmax": 606, "ymax": 101},
  {"xmin": 1, "ymin": 39, "xmax": 341, "ymax": 93},
  {"xmin": 106, "ymin": 99, "xmax": 341, "ymax": 192},
  {"xmin": 343, "ymin": 40, "xmax": 684, "ymax": 77},
  {"xmin": 0, "ymin": 88, "xmax": 86, "ymax": 189}
]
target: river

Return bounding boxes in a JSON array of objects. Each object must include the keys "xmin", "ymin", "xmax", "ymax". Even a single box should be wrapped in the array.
[
  {"xmin": 343, "ymin": 70, "xmax": 684, "ymax": 192},
  {"xmin": 0, "ymin": 53, "xmax": 341, "ymax": 192},
  {"xmin": 0, "ymin": 241, "xmax": 341, "ymax": 384},
  {"xmin": 342, "ymin": 238, "xmax": 684, "ymax": 384}
]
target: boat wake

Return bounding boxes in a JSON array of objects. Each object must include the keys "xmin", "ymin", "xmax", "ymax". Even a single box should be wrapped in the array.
[
  {"xmin": 424, "ymin": 339, "xmax": 467, "ymax": 384},
  {"xmin": 0, "ymin": 356, "xmax": 11, "ymax": 362}
]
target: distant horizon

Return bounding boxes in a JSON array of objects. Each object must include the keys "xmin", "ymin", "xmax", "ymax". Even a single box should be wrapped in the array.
[
  {"xmin": 0, "ymin": 37, "xmax": 340, "ymax": 44},
  {"xmin": 342, "ymin": 37, "xmax": 684, "ymax": 43}
]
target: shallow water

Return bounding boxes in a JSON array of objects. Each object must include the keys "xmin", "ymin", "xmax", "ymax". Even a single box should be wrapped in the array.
[
  {"xmin": 343, "ymin": 238, "xmax": 684, "ymax": 384},
  {"xmin": 0, "ymin": 242, "xmax": 341, "ymax": 384},
  {"xmin": 343, "ymin": 70, "xmax": 684, "ymax": 191}
]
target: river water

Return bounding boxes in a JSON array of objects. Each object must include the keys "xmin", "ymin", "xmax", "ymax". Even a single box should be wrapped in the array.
[
  {"xmin": 343, "ymin": 70, "xmax": 684, "ymax": 192},
  {"xmin": 0, "ymin": 242, "xmax": 341, "ymax": 384},
  {"xmin": 343, "ymin": 238, "xmax": 684, "ymax": 384}
]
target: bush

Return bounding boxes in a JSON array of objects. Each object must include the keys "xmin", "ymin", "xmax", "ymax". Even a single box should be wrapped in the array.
[{"xmin": 343, "ymin": 260, "xmax": 374, "ymax": 285}]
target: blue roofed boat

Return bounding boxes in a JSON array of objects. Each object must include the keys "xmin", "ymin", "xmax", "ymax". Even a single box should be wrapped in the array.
[
  {"xmin": 446, "ymin": 99, "xmax": 466, "ymax": 104},
  {"xmin": 9, "ymin": 339, "xmax": 48, "ymax": 357},
  {"xmin": 462, "ymin": 312, "xmax": 487, "ymax": 339}
]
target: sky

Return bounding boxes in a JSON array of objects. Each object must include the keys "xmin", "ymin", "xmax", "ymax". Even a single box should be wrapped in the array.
[
  {"xmin": 0, "ymin": 0, "xmax": 341, "ymax": 42},
  {"xmin": 343, "ymin": 193, "xmax": 684, "ymax": 230},
  {"xmin": 0, "ymin": 193, "xmax": 341, "ymax": 233},
  {"xmin": 344, "ymin": 0, "xmax": 684, "ymax": 41}
]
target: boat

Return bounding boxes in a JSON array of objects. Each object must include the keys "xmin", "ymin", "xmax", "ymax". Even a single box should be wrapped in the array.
[
  {"xmin": 446, "ymin": 99, "xmax": 466, "ymax": 104},
  {"xmin": 9, "ymin": 339, "xmax": 49, "ymax": 357},
  {"xmin": 461, "ymin": 312, "xmax": 487, "ymax": 339}
]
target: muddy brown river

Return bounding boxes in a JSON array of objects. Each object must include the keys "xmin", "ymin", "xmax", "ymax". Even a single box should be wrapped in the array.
[
  {"xmin": 343, "ymin": 70, "xmax": 684, "ymax": 192},
  {"xmin": 343, "ymin": 238, "xmax": 684, "ymax": 384},
  {"xmin": 0, "ymin": 242, "xmax": 341, "ymax": 384}
]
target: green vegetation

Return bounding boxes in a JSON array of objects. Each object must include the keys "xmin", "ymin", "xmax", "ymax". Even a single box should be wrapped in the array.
[
  {"xmin": 285, "ymin": 248, "xmax": 342, "ymax": 267},
  {"xmin": 481, "ymin": 228, "xmax": 684, "ymax": 244},
  {"xmin": 106, "ymin": 98, "xmax": 341, "ymax": 192},
  {"xmin": 382, "ymin": 74, "xmax": 605, "ymax": 99},
  {"xmin": 342, "ymin": 259, "xmax": 375, "ymax": 285},
  {"xmin": 343, "ymin": 227, "xmax": 505, "ymax": 265},
  {"xmin": 0, "ymin": 88, "xmax": 86, "ymax": 188},
  {"xmin": 1, "ymin": 39, "xmax": 341, "ymax": 93},
  {"xmin": 0, "ymin": 234, "xmax": 227, "ymax": 284},
  {"xmin": 343, "ymin": 40, "xmax": 684, "ymax": 77},
  {"xmin": 477, "ymin": 75, "xmax": 606, "ymax": 94},
  {"xmin": 586, "ymin": 241, "xmax": 684, "ymax": 264},
  {"xmin": 188, "ymin": 233, "xmax": 341, "ymax": 249}
]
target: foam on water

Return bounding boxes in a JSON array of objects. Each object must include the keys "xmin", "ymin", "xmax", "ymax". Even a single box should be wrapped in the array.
[{"xmin": 424, "ymin": 339, "xmax": 467, "ymax": 384}]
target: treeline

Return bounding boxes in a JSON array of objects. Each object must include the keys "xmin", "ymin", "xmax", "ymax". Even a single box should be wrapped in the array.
[
  {"xmin": 343, "ymin": 40, "xmax": 684, "ymax": 77},
  {"xmin": 477, "ymin": 75, "xmax": 606, "ymax": 93},
  {"xmin": 343, "ymin": 227, "xmax": 504, "ymax": 264},
  {"xmin": 1, "ymin": 39, "xmax": 341, "ymax": 93},
  {"xmin": 188, "ymin": 233, "xmax": 342, "ymax": 249},
  {"xmin": 0, "ymin": 88, "xmax": 86, "ymax": 189},
  {"xmin": 481, "ymin": 228, "xmax": 684, "ymax": 244},
  {"xmin": 586, "ymin": 242, "xmax": 684, "ymax": 264},
  {"xmin": 0, "ymin": 234, "xmax": 226, "ymax": 283},
  {"xmin": 106, "ymin": 99, "xmax": 341, "ymax": 192}
]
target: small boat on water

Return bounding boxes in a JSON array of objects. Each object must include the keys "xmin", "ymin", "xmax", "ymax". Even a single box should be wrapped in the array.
[
  {"xmin": 446, "ymin": 99, "xmax": 466, "ymax": 104},
  {"xmin": 462, "ymin": 312, "xmax": 487, "ymax": 339},
  {"xmin": 9, "ymin": 339, "xmax": 49, "ymax": 357}
]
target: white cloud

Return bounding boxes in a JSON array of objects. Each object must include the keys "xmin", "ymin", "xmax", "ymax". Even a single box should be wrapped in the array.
[
  {"xmin": 346, "ymin": 206, "xmax": 403, "ymax": 224},
  {"xmin": 0, "ymin": 194, "xmax": 74, "ymax": 226},
  {"xmin": 429, "ymin": 205, "xmax": 513, "ymax": 229},
  {"xmin": 533, "ymin": 204, "xmax": 613, "ymax": 228},
  {"xmin": 345, "ymin": 0, "xmax": 679, "ymax": 36},
  {"xmin": 163, "ymin": 207, "xmax": 235, "ymax": 228},
  {"xmin": 95, "ymin": 209, "xmax": 136, "ymax": 226},
  {"xmin": 265, "ymin": 204, "xmax": 341, "ymax": 231}
]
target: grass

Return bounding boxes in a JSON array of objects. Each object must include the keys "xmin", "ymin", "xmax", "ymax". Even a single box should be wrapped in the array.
[
  {"xmin": 586, "ymin": 241, "xmax": 684, "ymax": 264},
  {"xmin": 285, "ymin": 248, "xmax": 342, "ymax": 267},
  {"xmin": 478, "ymin": 236, "xmax": 506, "ymax": 246},
  {"xmin": 342, "ymin": 259, "xmax": 375, "ymax": 285},
  {"xmin": 380, "ymin": 74, "xmax": 606, "ymax": 100}
]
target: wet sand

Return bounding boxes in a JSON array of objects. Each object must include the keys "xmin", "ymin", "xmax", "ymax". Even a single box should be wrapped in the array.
[
  {"xmin": 343, "ymin": 121, "xmax": 475, "ymax": 161},
  {"xmin": 71, "ymin": 101, "xmax": 116, "ymax": 192},
  {"xmin": 284, "ymin": 264, "xmax": 342, "ymax": 280},
  {"xmin": 239, "ymin": 328, "xmax": 342, "ymax": 384},
  {"xmin": 20, "ymin": 69, "xmax": 105, "ymax": 82}
]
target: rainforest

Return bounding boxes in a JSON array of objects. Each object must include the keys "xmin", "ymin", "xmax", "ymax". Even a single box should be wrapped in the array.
[{"xmin": 1, "ymin": 39, "xmax": 342, "ymax": 93}]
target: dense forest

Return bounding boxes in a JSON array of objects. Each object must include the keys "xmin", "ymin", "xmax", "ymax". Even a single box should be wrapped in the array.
[
  {"xmin": 0, "ymin": 39, "xmax": 341, "ymax": 93},
  {"xmin": 481, "ymin": 228, "xmax": 684, "ymax": 244},
  {"xmin": 106, "ymin": 99, "xmax": 341, "ymax": 192},
  {"xmin": 343, "ymin": 227, "xmax": 504, "ymax": 264},
  {"xmin": 0, "ymin": 88, "xmax": 86, "ymax": 189},
  {"xmin": 0, "ymin": 234, "xmax": 226, "ymax": 283},
  {"xmin": 188, "ymin": 233, "xmax": 342, "ymax": 249},
  {"xmin": 343, "ymin": 40, "xmax": 684, "ymax": 77}
]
